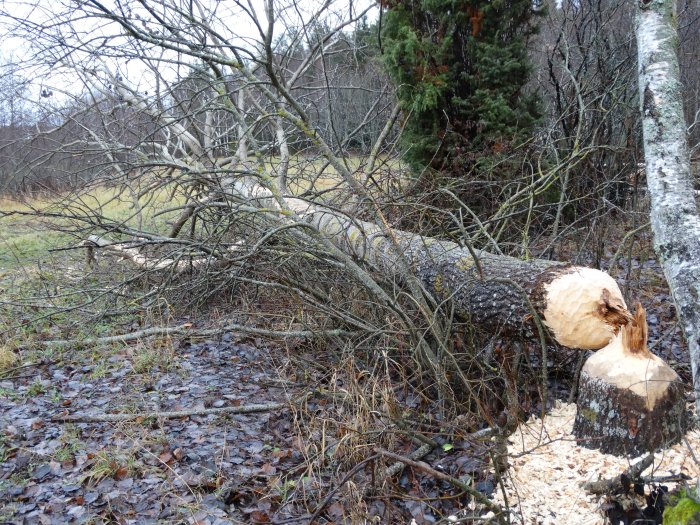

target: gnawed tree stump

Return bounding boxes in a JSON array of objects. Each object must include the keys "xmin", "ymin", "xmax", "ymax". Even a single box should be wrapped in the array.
[{"xmin": 573, "ymin": 305, "xmax": 687, "ymax": 456}]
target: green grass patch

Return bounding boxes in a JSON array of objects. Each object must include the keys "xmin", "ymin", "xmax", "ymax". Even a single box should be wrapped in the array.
[{"xmin": 0, "ymin": 154, "xmax": 406, "ymax": 355}]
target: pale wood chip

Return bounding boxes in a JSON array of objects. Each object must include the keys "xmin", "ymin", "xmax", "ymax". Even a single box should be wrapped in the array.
[{"xmin": 492, "ymin": 401, "xmax": 700, "ymax": 524}]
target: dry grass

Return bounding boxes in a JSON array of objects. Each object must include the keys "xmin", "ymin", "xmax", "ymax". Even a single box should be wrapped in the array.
[{"xmin": 0, "ymin": 345, "xmax": 18, "ymax": 370}]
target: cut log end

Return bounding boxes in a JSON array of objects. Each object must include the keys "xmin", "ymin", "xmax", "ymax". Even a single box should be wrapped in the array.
[
  {"xmin": 543, "ymin": 267, "xmax": 632, "ymax": 349},
  {"xmin": 573, "ymin": 303, "xmax": 687, "ymax": 456}
]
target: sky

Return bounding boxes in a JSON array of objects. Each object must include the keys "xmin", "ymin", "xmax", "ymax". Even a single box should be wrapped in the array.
[{"xmin": 0, "ymin": 0, "xmax": 378, "ymax": 109}]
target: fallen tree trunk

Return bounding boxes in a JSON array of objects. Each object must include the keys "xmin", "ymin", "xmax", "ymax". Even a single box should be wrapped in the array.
[
  {"xmin": 90, "ymin": 182, "xmax": 634, "ymax": 350},
  {"xmin": 295, "ymin": 203, "xmax": 633, "ymax": 349}
]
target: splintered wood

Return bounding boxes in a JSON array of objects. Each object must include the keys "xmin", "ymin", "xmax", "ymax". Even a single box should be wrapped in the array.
[{"xmin": 492, "ymin": 402, "xmax": 700, "ymax": 524}]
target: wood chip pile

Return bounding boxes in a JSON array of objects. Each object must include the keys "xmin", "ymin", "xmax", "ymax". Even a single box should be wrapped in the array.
[{"xmin": 492, "ymin": 402, "xmax": 700, "ymax": 524}]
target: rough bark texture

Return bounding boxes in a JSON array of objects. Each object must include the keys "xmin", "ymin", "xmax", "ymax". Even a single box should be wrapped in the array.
[
  {"xmin": 574, "ymin": 372, "xmax": 686, "ymax": 456},
  {"xmin": 298, "ymin": 205, "xmax": 630, "ymax": 349},
  {"xmin": 637, "ymin": 0, "xmax": 700, "ymax": 414},
  {"xmin": 573, "ymin": 305, "xmax": 687, "ymax": 456}
]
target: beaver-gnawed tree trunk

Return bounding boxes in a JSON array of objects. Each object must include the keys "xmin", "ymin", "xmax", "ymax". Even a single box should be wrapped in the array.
[
  {"xmin": 295, "ymin": 203, "xmax": 633, "ymax": 350},
  {"xmin": 573, "ymin": 305, "xmax": 687, "ymax": 456},
  {"xmin": 90, "ymin": 187, "xmax": 634, "ymax": 351}
]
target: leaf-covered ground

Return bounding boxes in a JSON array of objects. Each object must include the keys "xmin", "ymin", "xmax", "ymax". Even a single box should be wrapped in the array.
[
  {"xmin": 0, "ymin": 331, "xmax": 502, "ymax": 524},
  {"xmin": 2, "ymin": 335, "xmax": 312, "ymax": 524}
]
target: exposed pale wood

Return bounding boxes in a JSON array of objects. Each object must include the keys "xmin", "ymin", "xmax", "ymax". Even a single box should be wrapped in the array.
[
  {"xmin": 573, "ymin": 305, "xmax": 687, "ymax": 456},
  {"xmin": 542, "ymin": 268, "xmax": 631, "ymax": 349}
]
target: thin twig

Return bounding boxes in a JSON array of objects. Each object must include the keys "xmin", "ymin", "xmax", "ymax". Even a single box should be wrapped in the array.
[
  {"xmin": 374, "ymin": 447, "xmax": 505, "ymax": 519},
  {"xmin": 308, "ymin": 454, "xmax": 379, "ymax": 524}
]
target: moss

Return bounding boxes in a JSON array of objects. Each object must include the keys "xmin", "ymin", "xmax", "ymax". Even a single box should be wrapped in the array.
[
  {"xmin": 456, "ymin": 256, "xmax": 474, "ymax": 272},
  {"xmin": 434, "ymin": 274, "xmax": 443, "ymax": 295},
  {"xmin": 664, "ymin": 491, "xmax": 700, "ymax": 525},
  {"xmin": 579, "ymin": 407, "xmax": 598, "ymax": 423}
]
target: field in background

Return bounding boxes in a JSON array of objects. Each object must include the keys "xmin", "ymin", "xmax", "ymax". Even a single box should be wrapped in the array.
[
  {"xmin": 0, "ymin": 154, "xmax": 405, "ymax": 273},
  {"xmin": 0, "ymin": 155, "xmax": 404, "ymax": 344}
]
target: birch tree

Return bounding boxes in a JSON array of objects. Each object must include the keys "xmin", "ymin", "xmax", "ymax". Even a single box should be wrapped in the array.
[{"xmin": 636, "ymin": 0, "xmax": 700, "ymax": 414}]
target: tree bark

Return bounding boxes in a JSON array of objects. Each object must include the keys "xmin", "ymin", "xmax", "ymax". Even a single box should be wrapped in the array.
[
  {"xmin": 573, "ymin": 305, "xmax": 687, "ymax": 456},
  {"xmin": 294, "ymin": 203, "xmax": 633, "ymax": 349},
  {"xmin": 636, "ymin": 0, "xmax": 700, "ymax": 415}
]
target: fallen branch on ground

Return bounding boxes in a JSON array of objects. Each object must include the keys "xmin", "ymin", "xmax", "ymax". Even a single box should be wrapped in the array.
[
  {"xmin": 52, "ymin": 398, "xmax": 304, "ymax": 423},
  {"xmin": 582, "ymin": 453, "xmax": 654, "ymax": 494},
  {"xmin": 33, "ymin": 324, "xmax": 356, "ymax": 348},
  {"xmin": 384, "ymin": 443, "xmax": 434, "ymax": 478},
  {"xmin": 374, "ymin": 447, "xmax": 505, "ymax": 519}
]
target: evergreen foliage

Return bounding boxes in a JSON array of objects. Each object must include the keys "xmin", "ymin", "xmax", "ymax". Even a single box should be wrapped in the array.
[{"xmin": 380, "ymin": 0, "xmax": 541, "ymax": 175}]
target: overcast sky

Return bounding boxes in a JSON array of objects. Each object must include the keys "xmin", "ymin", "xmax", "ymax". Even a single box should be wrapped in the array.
[{"xmin": 0, "ymin": 0, "xmax": 376, "ymax": 110}]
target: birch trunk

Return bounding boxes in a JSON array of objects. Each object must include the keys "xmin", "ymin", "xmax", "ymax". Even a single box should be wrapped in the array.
[
  {"xmin": 236, "ymin": 88, "xmax": 248, "ymax": 163},
  {"xmin": 636, "ymin": 0, "xmax": 700, "ymax": 414}
]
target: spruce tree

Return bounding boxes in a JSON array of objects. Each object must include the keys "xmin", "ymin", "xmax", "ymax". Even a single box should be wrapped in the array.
[{"xmin": 381, "ymin": 0, "xmax": 541, "ymax": 178}]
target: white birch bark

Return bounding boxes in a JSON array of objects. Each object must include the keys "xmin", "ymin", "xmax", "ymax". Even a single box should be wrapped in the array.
[
  {"xmin": 275, "ymin": 115, "xmax": 289, "ymax": 194},
  {"xmin": 636, "ymin": 0, "xmax": 700, "ymax": 414}
]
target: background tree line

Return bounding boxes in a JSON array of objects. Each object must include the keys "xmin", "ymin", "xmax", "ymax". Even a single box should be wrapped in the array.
[{"xmin": 1, "ymin": 0, "xmax": 698, "ymax": 250}]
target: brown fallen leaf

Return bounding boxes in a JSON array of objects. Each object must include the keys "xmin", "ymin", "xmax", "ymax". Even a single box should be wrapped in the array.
[
  {"xmin": 260, "ymin": 463, "xmax": 276, "ymax": 475},
  {"xmin": 327, "ymin": 501, "xmax": 345, "ymax": 520},
  {"xmin": 114, "ymin": 466, "xmax": 129, "ymax": 480},
  {"xmin": 250, "ymin": 510, "xmax": 270, "ymax": 523},
  {"xmin": 271, "ymin": 449, "xmax": 291, "ymax": 459}
]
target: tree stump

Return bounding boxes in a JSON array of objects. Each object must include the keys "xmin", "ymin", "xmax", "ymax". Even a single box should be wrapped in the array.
[{"xmin": 573, "ymin": 304, "xmax": 687, "ymax": 456}]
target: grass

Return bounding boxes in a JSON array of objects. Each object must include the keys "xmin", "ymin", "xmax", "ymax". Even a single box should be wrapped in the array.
[
  {"xmin": 0, "ymin": 344, "xmax": 18, "ymax": 370},
  {"xmin": 131, "ymin": 339, "xmax": 177, "ymax": 374},
  {"xmin": 0, "ymin": 197, "xmax": 71, "ymax": 270},
  {"xmin": 0, "ymin": 184, "xmax": 185, "ymax": 351},
  {"xmin": 0, "ymin": 155, "xmax": 404, "ymax": 362},
  {"xmin": 83, "ymin": 448, "xmax": 142, "ymax": 484},
  {"xmin": 0, "ymin": 154, "xmax": 403, "ymax": 268},
  {"xmin": 54, "ymin": 425, "xmax": 85, "ymax": 464}
]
